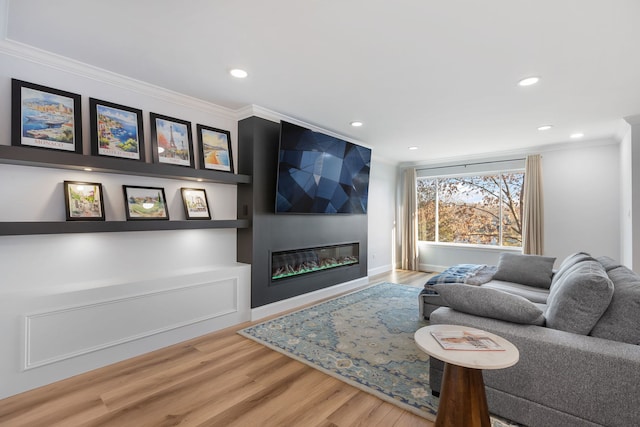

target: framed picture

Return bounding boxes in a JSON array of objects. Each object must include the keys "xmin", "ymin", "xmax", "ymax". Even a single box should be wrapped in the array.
[
  {"xmin": 11, "ymin": 79, "xmax": 82, "ymax": 153},
  {"xmin": 122, "ymin": 185, "xmax": 169, "ymax": 220},
  {"xmin": 150, "ymin": 113, "xmax": 194, "ymax": 167},
  {"xmin": 181, "ymin": 188, "xmax": 211, "ymax": 220},
  {"xmin": 63, "ymin": 181, "xmax": 105, "ymax": 221},
  {"xmin": 90, "ymin": 98, "xmax": 145, "ymax": 161},
  {"xmin": 197, "ymin": 124, "xmax": 234, "ymax": 173}
]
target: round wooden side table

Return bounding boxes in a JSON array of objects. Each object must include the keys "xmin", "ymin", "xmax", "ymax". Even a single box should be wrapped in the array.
[{"xmin": 414, "ymin": 324, "xmax": 519, "ymax": 427}]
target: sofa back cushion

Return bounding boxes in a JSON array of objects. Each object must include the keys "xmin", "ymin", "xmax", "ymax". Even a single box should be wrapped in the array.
[
  {"xmin": 595, "ymin": 255, "xmax": 623, "ymax": 272},
  {"xmin": 590, "ymin": 265, "xmax": 640, "ymax": 344},
  {"xmin": 492, "ymin": 253, "xmax": 556, "ymax": 289},
  {"xmin": 545, "ymin": 260, "xmax": 614, "ymax": 335},
  {"xmin": 550, "ymin": 251, "xmax": 595, "ymax": 290}
]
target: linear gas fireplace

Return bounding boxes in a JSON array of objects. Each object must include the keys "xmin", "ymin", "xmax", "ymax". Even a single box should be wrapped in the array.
[
  {"xmin": 271, "ymin": 243, "xmax": 359, "ymax": 282},
  {"xmin": 238, "ymin": 116, "xmax": 368, "ymax": 308}
]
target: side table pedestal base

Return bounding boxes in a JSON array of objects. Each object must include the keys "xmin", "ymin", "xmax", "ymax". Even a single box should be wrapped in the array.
[{"xmin": 435, "ymin": 363, "xmax": 490, "ymax": 427}]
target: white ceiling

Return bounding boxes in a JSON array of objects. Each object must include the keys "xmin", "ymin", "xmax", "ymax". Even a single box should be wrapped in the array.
[{"xmin": 5, "ymin": 0, "xmax": 640, "ymax": 164}]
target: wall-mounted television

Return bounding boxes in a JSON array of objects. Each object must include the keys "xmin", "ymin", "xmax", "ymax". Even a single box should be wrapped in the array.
[{"xmin": 275, "ymin": 121, "xmax": 372, "ymax": 214}]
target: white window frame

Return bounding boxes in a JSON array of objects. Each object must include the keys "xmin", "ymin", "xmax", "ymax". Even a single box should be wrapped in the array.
[{"xmin": 416, "ymin": 161, "xmax": 525, "ymax": 248}]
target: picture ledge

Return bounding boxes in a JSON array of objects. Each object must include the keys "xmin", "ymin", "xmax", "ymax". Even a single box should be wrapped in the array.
[
  {"xmin": 0, "ymin": 145, "xmax": 251, "ymax": 185},
  {"xmin": 0, "ymin": 219, "xmax": 250, "ymax": 236}
]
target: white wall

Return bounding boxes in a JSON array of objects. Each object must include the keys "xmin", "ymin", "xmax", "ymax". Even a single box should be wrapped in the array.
[
  {"xmin": 0, "ymin": 42, "xmax": 252, "ymax": 398},
  {"xmin": 417, "ymin": 139, "xmax": 621, "ymax": 270},
  {"xmin": 542, "ymin": 140, "xmax": 620, "ymax": 263},
  {"xmin": 419, "ymin": 244, "xmax": 520, "ymax": 272},
  {"xmin": 623, "ymin": 115, "xmax": 640, "ymax": 270},
  {"xmin": 367, "ymin": 157, "xmax": 396, "ymax": 275},
  {"xmin": 620, "ymin": 121, "xmax": 633, "ymax": 267}
]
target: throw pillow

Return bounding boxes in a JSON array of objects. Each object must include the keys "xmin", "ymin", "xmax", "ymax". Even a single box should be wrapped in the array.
[
  {"xmin": 544, "ymin": 260, "xmax": 614, "ymax": 335},
  {"xmin": 550, "ymin": 252, "xmax": 594, "ymax": 290},
  {"xmin": 492, "ymin": 253, "xmax": 556, "ymax": 289},
  {"xmin": 590, "ymin": 265, "xmax": 640, "ymax": 345},
  {"xmin": 432, "ymin": 284, "xmax": 545, "ymax": 325}
]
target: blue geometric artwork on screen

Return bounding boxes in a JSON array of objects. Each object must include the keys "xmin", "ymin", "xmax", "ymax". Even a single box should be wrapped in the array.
[{"xmin": 276, "ymin": 121, "xmax": 371, "ymax": 214}]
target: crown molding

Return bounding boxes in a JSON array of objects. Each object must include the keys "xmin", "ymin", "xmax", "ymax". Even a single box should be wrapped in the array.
[
  {"xmin": 399, "ymin": 136, "xmax": 619, "ymax": 170},
  {"xmin": 0, "ymin": 38, "xmax": 237, "ymax": 120},
  {"xmin": 234, "ymin": 104, "xmax": 371, "ymax": 147},
  {"xmin": 235, "ymin": 105, "xmax": 281, "ymax": 123},
  {"xmin": 624, "ymin": 114, "xmax": 640, "ymax": 127}
]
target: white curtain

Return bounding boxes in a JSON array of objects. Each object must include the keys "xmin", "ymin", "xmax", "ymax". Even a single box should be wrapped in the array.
[
  {"xmin": 522, "ymin": 154, "xmax": 544, "ymax": 255},
  {"xmin": 400, "ymin": 168, "xmax": 419, "ymax": 270}
]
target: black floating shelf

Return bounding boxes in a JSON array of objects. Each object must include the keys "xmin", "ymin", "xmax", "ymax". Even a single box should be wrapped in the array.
[
  {"xmin": 0, "ymin": 145, "xmax": 251, "ymax": 184},
  {"xmin": 0, "ymin": 220, "xmax": 250, "ymax": 236}
]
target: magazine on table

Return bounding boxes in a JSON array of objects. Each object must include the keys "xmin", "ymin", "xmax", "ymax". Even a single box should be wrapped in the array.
[{"xmin": 431, "ymin": 330, "xmax": 505, "ymax": 351}]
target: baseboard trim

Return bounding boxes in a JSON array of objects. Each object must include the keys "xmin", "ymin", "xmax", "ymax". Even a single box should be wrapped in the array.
[
  {"xmin": 368, "ymin": 264, "xmax": 393, "ymax": 276},
  {"xmin": 420, "ymin": 263, "xmax": 447, "ymax": 273},
  {"xmin": 250, "ymin": 277, "xmax": 369, "ymax": 321}
]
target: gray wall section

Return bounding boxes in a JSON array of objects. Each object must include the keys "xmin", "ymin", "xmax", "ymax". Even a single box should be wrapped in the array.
[{"xmin": 237, "ymin": 116, "xmax": 368, "ymax": 308}]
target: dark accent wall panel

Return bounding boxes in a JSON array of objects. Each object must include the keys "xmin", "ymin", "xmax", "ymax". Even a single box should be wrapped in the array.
[{"xmin": 237, "ymin": 117, "xmax": 368, "ymax": 308}]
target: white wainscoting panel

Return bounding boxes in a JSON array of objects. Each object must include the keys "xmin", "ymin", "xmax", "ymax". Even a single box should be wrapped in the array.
[{"xmin": 24, "ymin": 278, "xmax": 238, "ymax": 369}]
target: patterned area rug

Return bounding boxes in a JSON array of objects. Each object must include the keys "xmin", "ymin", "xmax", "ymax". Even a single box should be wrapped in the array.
[{"xmin": 239, "ymin": 282, "xmax": 517, "ymax": 426}]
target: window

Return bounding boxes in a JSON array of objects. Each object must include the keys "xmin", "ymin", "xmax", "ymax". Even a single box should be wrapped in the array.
[{"xmin": 417, "ymin": 172, "xmax": 524, "ymax": 247}]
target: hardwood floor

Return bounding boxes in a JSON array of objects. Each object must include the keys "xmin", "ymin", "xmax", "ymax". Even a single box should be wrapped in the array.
[{"xmin": 0, "ymin": 270, "xmax": 434, "ymax": 427}]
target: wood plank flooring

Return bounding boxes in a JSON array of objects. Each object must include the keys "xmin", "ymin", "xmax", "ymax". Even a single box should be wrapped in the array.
[{"xmin": 0, "ymin": 270, "xmax": 434, "ymax": 427}]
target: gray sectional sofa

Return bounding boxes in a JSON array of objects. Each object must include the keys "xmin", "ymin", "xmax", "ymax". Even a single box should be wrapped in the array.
[{"xmin": 423, "ymin": 252, "xmax": 640, "ymax": 427}]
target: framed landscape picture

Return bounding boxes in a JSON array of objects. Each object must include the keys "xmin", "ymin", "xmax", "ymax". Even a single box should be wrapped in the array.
[
  {"xmin": 63, "ymin": 181, "xmax": 105, "ymax": 221},
  {"xmin": 90, "ymin": 98, "xmax": 145, "ymax": 161},
  {"xmin": 197, "ymin": 124, "xmax": 234, "ymax": 173},
  {"xmin": 150, "ymin": 113, "xmax": 194, "ymax": 167},
  {"xmin": 181, "ymin": 188, "xmax": 211, "ymax": 220},
  {"xmin": 11, "ymin": 79, "xmax": 83, "ymax": 153},
  {"xmin": 123, "ymin": 185, "xmax": 169, "ymax": 220}
]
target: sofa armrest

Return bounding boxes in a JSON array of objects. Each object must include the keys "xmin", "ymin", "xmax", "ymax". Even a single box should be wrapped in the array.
[{"xmin": 429, "ymin": 307, "xmax": 640, "ymax": 427}]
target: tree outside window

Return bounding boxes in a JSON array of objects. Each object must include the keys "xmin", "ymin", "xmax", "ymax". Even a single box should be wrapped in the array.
[{"xmin": 417, "ymin": 172, "xmax": 524, "ymax": 247}]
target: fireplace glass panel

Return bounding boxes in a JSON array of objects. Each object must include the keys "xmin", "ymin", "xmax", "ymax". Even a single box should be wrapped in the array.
[{"xmin": 271, "ymin": 243, "xmax": 359, "ymax": 282}]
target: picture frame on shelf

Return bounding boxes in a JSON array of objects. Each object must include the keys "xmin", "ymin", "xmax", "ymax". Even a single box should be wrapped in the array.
[
  {"xmin": 197, "ymin": 124, "xmax": 234, "ymax": 173},
  {"xmin": 90, "ymin": 98, "xmax": 145, "ymax": 161},
  {"xmin": 150, "ymin": 113, "xmax": 194, "ymax": 167},
  {"xmin": 123, "ymin": 185, "xmax": 169, "ymax": 220},
  {"xmin": 63, "ymin": 181, "xmax": 105, "ymax": 221},
  {"xmin": 11, "ymin": 79, "xmax": 83, "ymax": 154},
  {"xmin": 180, "ymin": 187, "xmax": 211, "ymax": 220}
]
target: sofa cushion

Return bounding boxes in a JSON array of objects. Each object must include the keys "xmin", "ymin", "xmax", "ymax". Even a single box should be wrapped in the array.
[
  {"xmin": 550, "ymin": 252, "xmax": 595, "ymax": 290},
  {"xmin": 590, "ymin": 265, "xmax": 640, "ymax": 344},
  {"xmin": 595, "ymin": 255, "xmax": 623, "ymax": 272},
  {"xmin": 432, "ymin": 284, "xmax": 545, "ymax": 325},
  {"xmin": 544, "ymin": 260, "xmax": 614, "ymax": 335},
  {"xmin": 481, "ymin": 280, "xmax": 550, "ymax": 304},
  {"xmin": 492, "ymin": 253, "xmax": 556, "ymax": 289}
]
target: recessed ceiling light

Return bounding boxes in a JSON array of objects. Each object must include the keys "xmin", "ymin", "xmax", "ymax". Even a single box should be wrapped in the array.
[
  {"xmin": 518, "ymin": 76, "xmax": 540, "ymax": 87},
  {"xmin": 537, "ymin": 125, "xmax": 553, "ymax": 131},
  {"xmin": 350, "ymin": 121, "xmax": 363, "ymax": 127},
  {"xmin": 570, "ymin": 132, "xmax": 584, "ymax": 139},
  {"xmin": 408, "ymin": 146, "xmax": 419, "ymax": 150},
  {"xmin": 83, "ymin": 167, "xmax": 92, "ymax": 172},
  {"xmin": 230, "ymin": 68, "xmax": 248, "ymax": 78}
]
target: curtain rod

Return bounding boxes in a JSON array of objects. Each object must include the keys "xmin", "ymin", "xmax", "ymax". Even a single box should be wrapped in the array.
[{"xmin": 416, "ymin": 157, "xmax": 526, "ymax": 172}]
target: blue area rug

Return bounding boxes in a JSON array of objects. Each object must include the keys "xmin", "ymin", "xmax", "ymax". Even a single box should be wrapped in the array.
[
  {"xmin": 239, "ymin": 282, "xmax": 436, "ymax": 419},
  {"xmin": 239, "ymin": 282, "xmax": 518, "ymax": 425}
]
